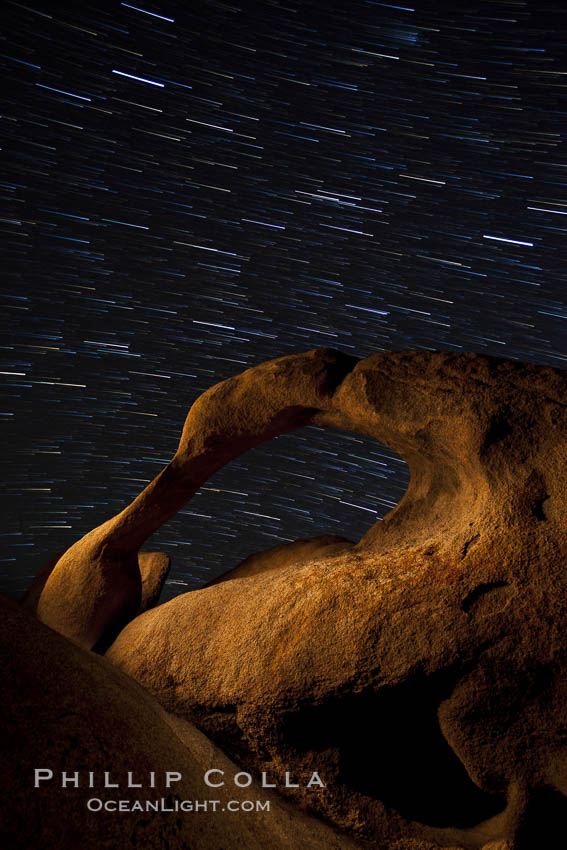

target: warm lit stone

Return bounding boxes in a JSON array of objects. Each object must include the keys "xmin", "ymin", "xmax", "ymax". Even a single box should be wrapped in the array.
[{"xmin": 29, "ymin": 349, "xmax": 567, "ymax": 846}]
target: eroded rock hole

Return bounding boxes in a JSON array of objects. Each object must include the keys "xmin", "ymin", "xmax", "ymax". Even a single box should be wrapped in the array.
[
  {"xmin": 482, "ymin": 410, "xmax": 514, "ymax": 451},
  {"xmin": 152, "ymin": 426, "xmax": 410, "ymax": 601},
  {"xmin": 461, "ymin": 582, "xmax": 510, "ymax": 614},
  {"xmin": 515, "ymin": 787, "xmax": 567, "ymax": 850},
  {"xmin": 532, "ymin": 493, "xmax": 550, "ymax": 521},
  {"xmin": 281, "ymin": 674, "xmax": 506, "ymax": 830}
]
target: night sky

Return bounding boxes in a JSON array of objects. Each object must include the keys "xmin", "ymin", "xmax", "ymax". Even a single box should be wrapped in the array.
[{"xmin": 2, "ymin": 0, "xmax": 566, "ymax": 601}]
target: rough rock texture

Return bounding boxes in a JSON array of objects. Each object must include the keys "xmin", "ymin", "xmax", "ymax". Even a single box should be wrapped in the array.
[
  {"xmin": 31, "ymin": 349, "xmax": 567, "ymax": 847},
  {"xmin": 22, "ymin": 550, "xmax": 170, "ymax": 617},
  {"xmin": 1, "ymin": 596, "xmax": 364, "ymax": 850},
  {"xmin": 204, "ymin": 535, "xmax": 354, "ymax": 587}
]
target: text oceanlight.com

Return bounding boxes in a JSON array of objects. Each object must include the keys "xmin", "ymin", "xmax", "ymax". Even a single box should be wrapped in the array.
[{"xmin": 86, "ymin": 798, "xmax": 271, "ymax": 813}]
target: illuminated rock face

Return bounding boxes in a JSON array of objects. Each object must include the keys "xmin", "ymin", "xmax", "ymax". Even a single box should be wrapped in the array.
[
  {"xmin": 22, "ymin": 550, "xmax": 170, "ymax": 620},
  {"xmin": 35, "ymin": 349, "xmax": 567, "ymax": 847}
]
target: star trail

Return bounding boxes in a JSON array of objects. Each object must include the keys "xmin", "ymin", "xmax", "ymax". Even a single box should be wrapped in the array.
[{"xmin": 1, "ymin": 0, "xmax": 566, "ymax": 600}]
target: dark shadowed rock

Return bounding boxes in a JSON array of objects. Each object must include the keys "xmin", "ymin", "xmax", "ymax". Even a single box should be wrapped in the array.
[{"xmin": 1, "ymin": 596, "xmax": 364, "ymax": 850}]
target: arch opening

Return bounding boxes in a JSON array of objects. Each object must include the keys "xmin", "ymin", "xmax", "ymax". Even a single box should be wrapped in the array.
[{"xmin": 150, "ymin": 424, "xmax": 410, "ymax": 602}]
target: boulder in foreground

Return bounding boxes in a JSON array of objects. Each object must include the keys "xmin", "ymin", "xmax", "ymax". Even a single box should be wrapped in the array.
[{"xmin": 1, "ymin": 596, "xmax": 364, "ymax": 850}]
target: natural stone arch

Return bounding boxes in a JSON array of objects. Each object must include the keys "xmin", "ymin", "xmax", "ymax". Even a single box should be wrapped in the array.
[
  {"xmin": 167, "ymin": 422, "xmax": 409, "ymax": 595},
  {"xmin": 36, "ymin": 349, "xmax": 358, "ymax": 649},
  {"xmin": 33, "ymin": 348, "xmax": 567, "ymax": 847},
  {"xmin": 37, "ymin": 347, "xmax": 560, "ymax": 651}
]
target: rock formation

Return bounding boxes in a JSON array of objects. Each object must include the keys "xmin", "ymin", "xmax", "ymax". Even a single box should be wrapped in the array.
[
  {"xmin": 22, "ymin": 550, "xmax": 171, "ymax": 619},
  {"xmin": 30, "ymin": 348, "xmax": 567, "ymax": 848}
]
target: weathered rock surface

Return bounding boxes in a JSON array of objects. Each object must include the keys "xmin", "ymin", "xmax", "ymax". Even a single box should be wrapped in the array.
[
  {"xmin": 30, "ymin": 348, "xmax": 567, "ymax": 847},
  {"xmin": 1, "ymin": 596, "xmax": 363, "ymax": 850},
  {"xmin": 204, "ymin": 535, "xmax": 354, "ymax": 587}
]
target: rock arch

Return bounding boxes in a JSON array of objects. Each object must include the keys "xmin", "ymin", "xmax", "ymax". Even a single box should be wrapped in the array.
[
  {"xmin": 33, "ymin": 347, "xmax": 567, "ymax": 847},
  {"xmin": 37, "ymin": 347, "xmax": 562, "ymax": 651},
  {"xmin": 37, "ymin": 348, "xmax": 358, "ymax": 649}
]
